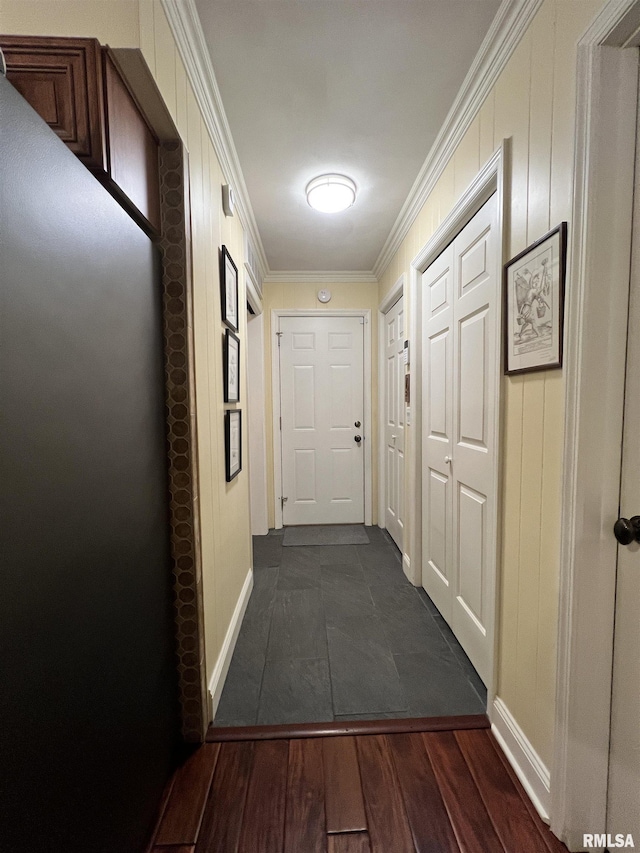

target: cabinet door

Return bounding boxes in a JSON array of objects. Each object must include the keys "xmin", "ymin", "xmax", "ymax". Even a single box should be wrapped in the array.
[
  {"xmin": 103, "ymin": 50, "xmax": 161, "ymax": 233},
  {"xmin": 0, "ymin": 35, "xmax": 106, "ymax": 168},
  {"xmin": 0, "ymin": 36, "xmax": 161, "ymax": 235}
]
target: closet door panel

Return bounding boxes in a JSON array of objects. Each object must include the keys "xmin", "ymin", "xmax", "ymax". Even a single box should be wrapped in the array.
[
  {"xmin": 450, "ymin": 196, "xmax": 498, "ymax": 683},
  {"xmin": 420, "ymin": 193, "xmax": 499, "ymax": 687},
  {"xmin": 421, "ymin": 246, "xmax": 455, "ymax": 619}
]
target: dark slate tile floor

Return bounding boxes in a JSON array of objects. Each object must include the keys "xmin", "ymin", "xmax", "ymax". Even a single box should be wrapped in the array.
[{"xmin": 214, "ymin": 525, "xmax": 486, "ymax": 727}]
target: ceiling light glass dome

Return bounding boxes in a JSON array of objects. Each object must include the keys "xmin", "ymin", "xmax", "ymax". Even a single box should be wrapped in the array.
[{"xmin": 306, "ymin": 174, "xmax": 356, "ymax": 213}]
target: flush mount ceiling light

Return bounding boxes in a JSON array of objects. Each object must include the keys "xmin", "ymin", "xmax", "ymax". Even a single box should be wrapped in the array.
[{"xmin": 306, "ymin": 174, "xmax": 356, "ymax": 213}]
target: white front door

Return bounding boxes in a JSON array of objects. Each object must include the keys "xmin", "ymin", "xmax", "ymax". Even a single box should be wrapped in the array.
[
  {"xmin": 607, "ymin": 102, "xmax": 640, "ymax": 840},
  {"xmin": 278, "ymin": 315, "xmax": 365, "ymax": 525},
  {"xmin": 383, "ymin": 296, "xmax": 405, "ymax": 550},
  {"xmin": 421, "ymin": 194, "xmax": 499, "ymax": 684}
]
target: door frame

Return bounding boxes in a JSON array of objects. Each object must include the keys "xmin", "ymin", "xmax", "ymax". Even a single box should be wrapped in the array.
[
  {"xmin": 378, "ymin": 275, "xmax": 405, "ymax": 555},
  {"xmin": 247, "ymin": 309, "xmax": 269, "ymax": 536},
  {"xmin": 551, "ymin": 2, "xmax": 640, "ymax": 848},
  {"xmin": 406, "ymin": 142, "xmax": 508, "ymax": 709},
  {"xmin": 271, "ymin": 309, "xmax": 373, "ymax": 529}
]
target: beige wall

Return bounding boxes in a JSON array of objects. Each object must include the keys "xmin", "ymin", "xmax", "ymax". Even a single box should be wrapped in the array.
[
  {"xmin": 378, "ymin": 0, "xmax": 605, "ymax": 767},
  {"xmin": 141, "ymin": 2, "xmax": 252, "ymax": 690},
  {"xmin": 2, "ymin": 0, "xmax": 253, "ymax": 695},
  {"xmin": 263, "ymin": 280, "xmax": 380, "ymax": 529},
  {"xmin": 0, "ymin": 0, "xmax": 141, "ymax": 45}
]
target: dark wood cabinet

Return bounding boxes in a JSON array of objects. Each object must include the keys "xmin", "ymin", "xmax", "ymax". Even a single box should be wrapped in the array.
[
  {"xmin": 1, "ymin": 35, "xmax": 161, "ymax": 236},
  {"xmin": 102, "ymin": 49, "xmax": 161, "ymax": 233}
]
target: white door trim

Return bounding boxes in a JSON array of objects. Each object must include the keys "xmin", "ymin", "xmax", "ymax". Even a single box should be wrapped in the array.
[
  {"xmin": 407, "ymin": 141, "xmax": 508, "ymax": 706},
  {"xmin": 551, "ymin": 3, "xmax": 640, "ymax": 848},
  {"xmin": 271, "ymin": 309, "xmax": 373, "ymax": 529},
  {"xmin": 378, "ymin": 275, "xmax": 405, "ymax": 539},
  {"xmin": 247, "ymin": 312, "xmax": 269, "ymax": 536}
]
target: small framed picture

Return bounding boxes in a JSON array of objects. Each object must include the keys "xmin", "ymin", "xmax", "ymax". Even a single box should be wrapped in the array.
[
  {"xmin": 223, "ymin": 329, "xmax": 240, "ymax": 403},
  {"xmin": 504, "ymin": 222, "xmax": 567, "ymax": 375},
  {"xmin": 224, "ymin": 409, "xmax": 242, "ymax": 482},
  {"xmin": 220, "ymin": 245, "xmax": 238, "ymax": 331}
]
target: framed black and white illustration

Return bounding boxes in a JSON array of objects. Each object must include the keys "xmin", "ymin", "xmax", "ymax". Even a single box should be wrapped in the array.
[
  {"xmin": 220, "ymin": 245, "xmax": 238, "ymax": 331},
  {"xmin": 224, "ymin": 409, "xmax": 242, "ymax": 482},
  {"xmin": 223, "ymin": 329, "xmax": 240, "ymax": 403},
  {"xmin": 504, "ymin": 222, "xmax": 567, "ymax": 375}
]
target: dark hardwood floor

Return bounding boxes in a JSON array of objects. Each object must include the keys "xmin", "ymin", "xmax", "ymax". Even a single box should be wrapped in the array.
[{"xmin": 149, "ymin": 718, "xmax": 569, "ymax": 853}]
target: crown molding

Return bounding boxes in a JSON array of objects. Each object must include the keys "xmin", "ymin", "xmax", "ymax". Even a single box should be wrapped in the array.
[
  {"xmin": 161, "ymin": 0, "xmax": 542, "ymax": 286},
  {"xmin": 161, "ymin": 0, "xmax": 269, "ymax": 282},
  {"xmin": 586, "ymin": 0, "xmax": 640, "ymax": 45},
  {"xmin": 372, "ymin": 0, "xmax": 544, "ymax": 280},
  {"xmin": 263, "ymin": 271, "xmax": 378, "ymax": 285}
]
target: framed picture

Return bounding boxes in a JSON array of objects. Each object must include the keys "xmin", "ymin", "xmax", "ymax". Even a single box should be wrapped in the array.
[
  {"xmin": 504, "ymin": 222, "xmax": 567, "ymax": 375},
  {"xmin": 224, "ymin": 409, "xmax": 242, "ymax": 482},
  {"xmin": 223, "ymin": 329, "xmax": 240, "ymax": 403},
  {"xmin": 220, "ymin": 245, "xmax": 238, "ymax": 331}
]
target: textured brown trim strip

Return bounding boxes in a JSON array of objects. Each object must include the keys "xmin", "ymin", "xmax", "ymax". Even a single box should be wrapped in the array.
[
  {"xmin": 206, "ymin": 715, "xmax": 490, "ymax": 742},
  {"xmin": 159, "ymin": 141, "xmax": 208, "ymax": 743}
]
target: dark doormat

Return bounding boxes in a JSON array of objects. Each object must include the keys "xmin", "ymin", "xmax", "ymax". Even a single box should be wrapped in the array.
[{"xmin": 282, "ymin": 525, "xmax": 370, "ymax": 547}]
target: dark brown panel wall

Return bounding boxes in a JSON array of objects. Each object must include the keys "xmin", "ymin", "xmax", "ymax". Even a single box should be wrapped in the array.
[{"xmin": 0, "ymin": 76, "xmax": 177, "ymax": 853}]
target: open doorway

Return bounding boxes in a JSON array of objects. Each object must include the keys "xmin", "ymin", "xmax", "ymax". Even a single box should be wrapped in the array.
[
  {"xmin": 212, "ymin": 269, "xmax": 496, "ymax": 727},
  {"xmin": 209, "ymin": 150, "xmax": 504, "ymax": 734}
]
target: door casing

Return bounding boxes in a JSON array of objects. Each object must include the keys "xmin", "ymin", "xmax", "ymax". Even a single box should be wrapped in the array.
[
  {"xmin": 247, "ymin": 310, "xmax": 269, "ymax": 536},
  {"xmin": 271, "ymin": 309, "xmax": 373, "ymax": 529},
  {"xmin": 552, "ymin": 3, "xmax": 640, "ymax": 848}
]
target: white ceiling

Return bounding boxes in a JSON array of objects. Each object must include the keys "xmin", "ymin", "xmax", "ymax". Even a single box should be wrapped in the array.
[{"xmin": 194, "ymin": 0, "xmax": 502, "ymax": 273}]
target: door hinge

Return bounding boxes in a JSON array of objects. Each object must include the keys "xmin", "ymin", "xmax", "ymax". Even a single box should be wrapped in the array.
[
  {"xmin": 279, "ymin": 416, "xmax": 282, "ymax": 430},
  {"xmin": 281, "ymin": 496, "xmax": 288, "ymax": 508},
  {"xmin": 276, "ymin": 331, "xmax": 283, "ymax": 347}
]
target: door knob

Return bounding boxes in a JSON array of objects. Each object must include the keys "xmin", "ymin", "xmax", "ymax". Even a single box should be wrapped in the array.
[
  {"xmin": 354, "ymin": 420, "xmax": 361, "ymax": 428},
  {"xmin": 354, "ymin": 435, "xmax": 362, "ymax": 444},
  {"xmin": 613, "ymin": 515, "xmax": 640, "ymax": 545},
  {"xmin": 444, "ymin": 456, "xmax": 451, "ymax": 464}
]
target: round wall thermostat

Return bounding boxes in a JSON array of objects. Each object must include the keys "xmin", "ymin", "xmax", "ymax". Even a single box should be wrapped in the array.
[{"xmin": 317, "ymin": 288, "xmax": 332, "ymax": 303}]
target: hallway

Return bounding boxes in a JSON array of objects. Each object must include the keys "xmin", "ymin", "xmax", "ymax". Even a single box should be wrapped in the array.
[
  {"xmin": 214, "ymin": 525, "xmax": 485, "ymax": 727},
  {"xmin": 149, "ymin": 722, "xmax": 569, "ymax": 852}
]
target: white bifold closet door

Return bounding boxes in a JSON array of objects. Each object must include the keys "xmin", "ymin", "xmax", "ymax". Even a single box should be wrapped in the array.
[{"xmin": 421, "ymin": 194, "xmax": 499, "ymax": 684}]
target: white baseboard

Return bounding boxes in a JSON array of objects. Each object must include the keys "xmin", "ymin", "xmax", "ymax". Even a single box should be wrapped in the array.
[
  {"xmin": 208, "ymin": 567, "xmax": 253, "ymax": 719},
  {"xmin": 402, "ymin": 553, "xmax": 415, "ymax": 584},
  {"xmin": 491, "ymin": 697, "xmax": 551, "ymax": 822}
]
